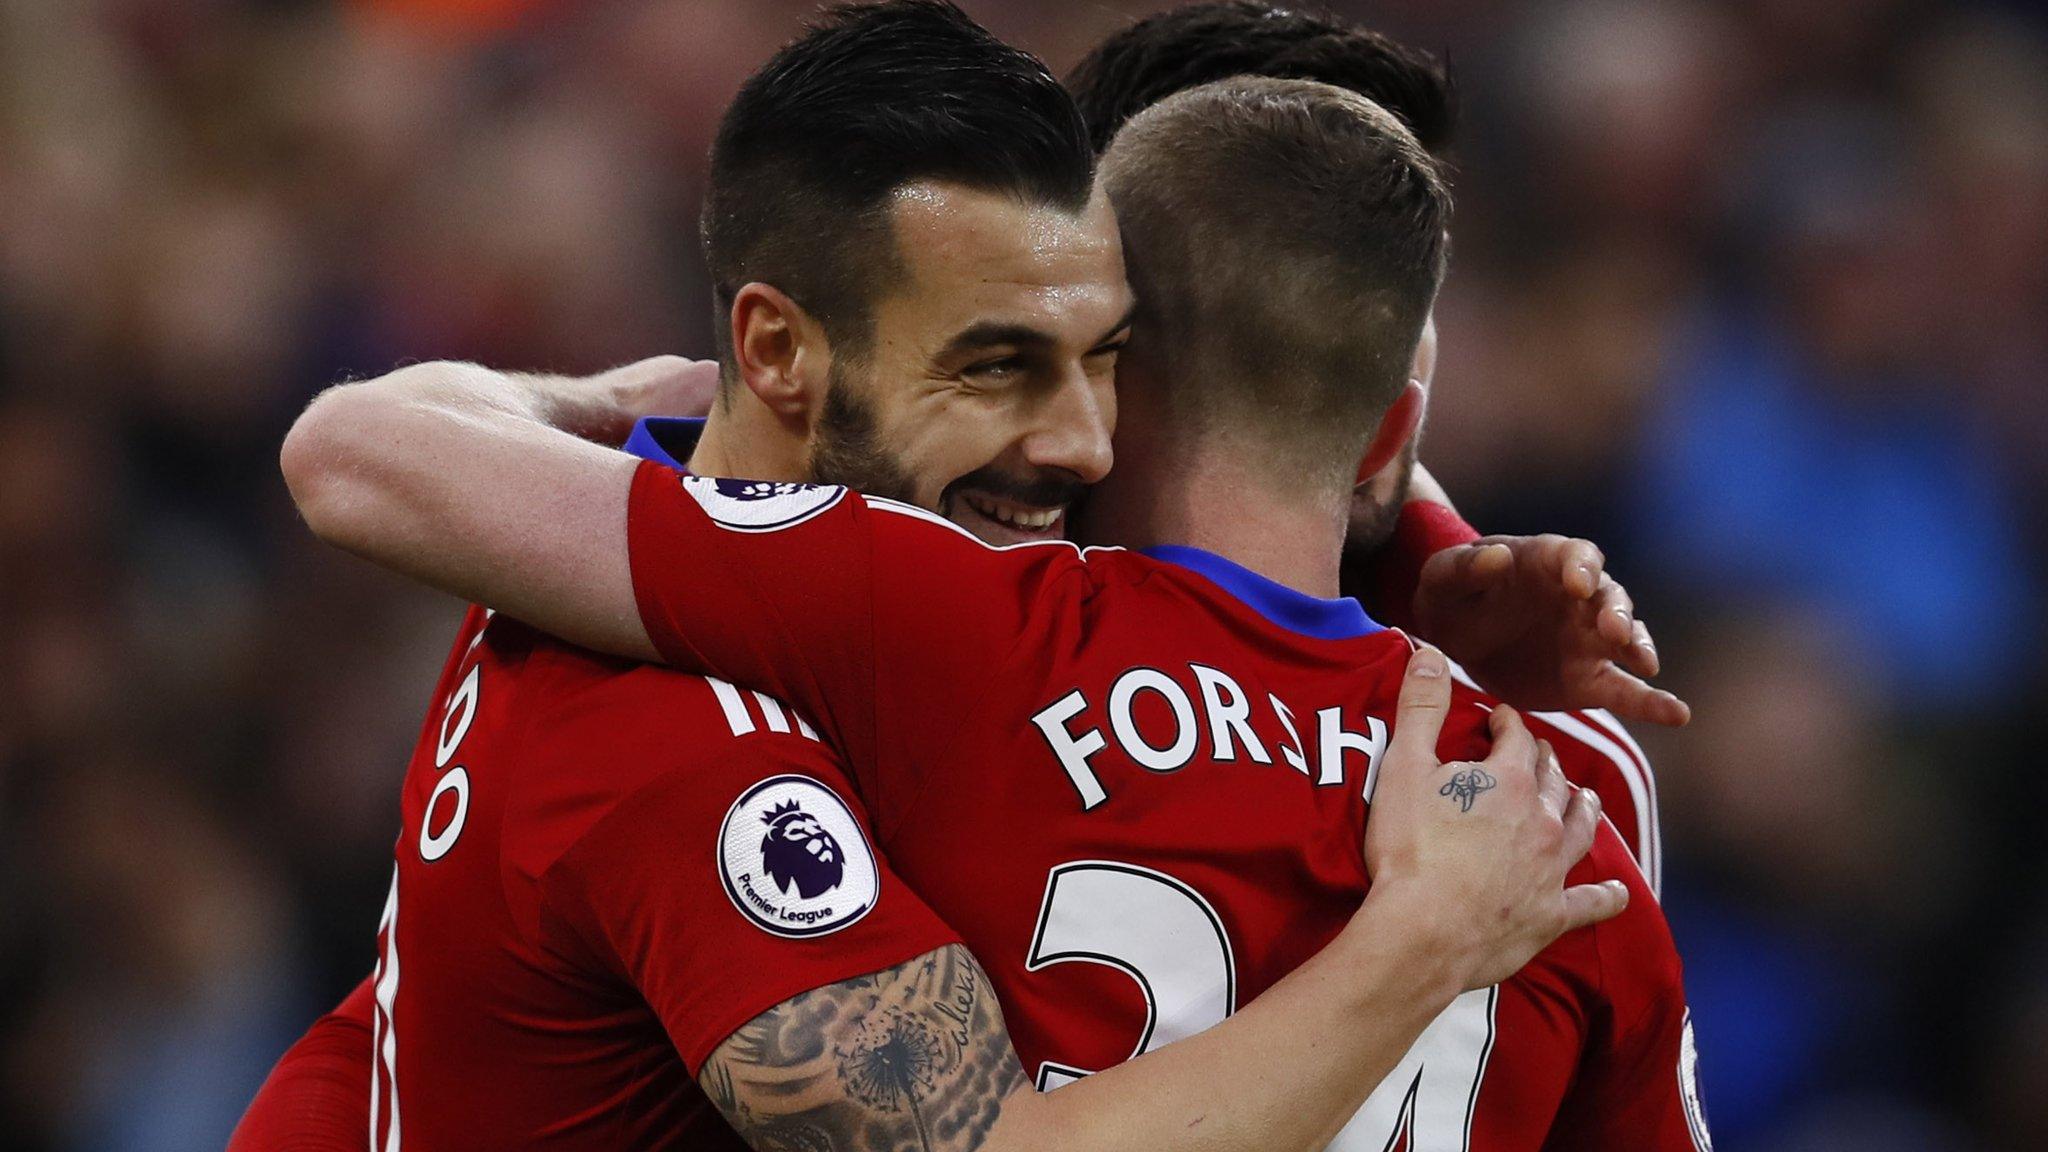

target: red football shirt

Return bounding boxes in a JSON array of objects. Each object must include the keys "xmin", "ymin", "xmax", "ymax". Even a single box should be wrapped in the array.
[
  {"xmin": 625, "ymin": 464, "xmax": 1712, "ymax": 1151},
  {"xmin": 364, "ymin": 606, "xmax": 958, "ymax": 1150}
]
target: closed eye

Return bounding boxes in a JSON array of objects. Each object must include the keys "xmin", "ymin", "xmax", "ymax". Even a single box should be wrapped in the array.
[{"xmin": 965, "ymin": 356, "xmax": 1026, "ymax": 379}]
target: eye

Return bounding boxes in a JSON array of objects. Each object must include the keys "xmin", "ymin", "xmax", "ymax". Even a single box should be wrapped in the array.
[{"xmin": 965, "ymin": 356, "xmax": 1025, "ymax": 381}]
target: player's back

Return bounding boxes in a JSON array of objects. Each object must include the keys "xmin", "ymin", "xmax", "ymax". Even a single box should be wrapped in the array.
[
  {"xmin": 372, "ymin": 608, "xmax": 734, "ymax": 1149},
  {"xmin": 371, "ymin": 606, "xmax": 956, "ymax": 1151},
  {"xmin": 623, "ymin": 471, "xmax": 1709, "ymax": 1150},
  {"xmin": 870, "ymin": 545, "xmax": 1701, "ymax": 1149}
]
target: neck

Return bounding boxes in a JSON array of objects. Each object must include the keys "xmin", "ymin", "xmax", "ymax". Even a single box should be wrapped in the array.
[
  {"xmin": 686, "ymin": 384, "xmax": 810, "ymax": 483},
  {"xmin": 1081, "ymin": 434, "xmax": 1350, "ymax": 599}
]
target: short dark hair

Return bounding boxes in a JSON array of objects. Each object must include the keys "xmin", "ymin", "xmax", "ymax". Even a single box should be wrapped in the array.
[
  {"xmin": 1068, "ymin": 1, "xmax": 1456, "ymax": 156},
  {"xmin": 703, "ymin": 0, "xmax": 1095, "ymax": 366},
  {"xmin": 1101, "ymin": 77, "xmax": 1450, "ymax": 485}
]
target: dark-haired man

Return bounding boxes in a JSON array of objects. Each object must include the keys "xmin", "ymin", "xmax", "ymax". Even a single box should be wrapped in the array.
[
  {"xmin": 285, "ymin": 68, "xmax": 1710, "ymax": 1150},
  {"xmin": 235, "ymin": 4, "xmax": 1637, "ymax": 1151}
]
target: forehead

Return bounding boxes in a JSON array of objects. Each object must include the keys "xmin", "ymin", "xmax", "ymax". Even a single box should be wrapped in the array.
[{"xmin": 878, "ymin": 180, "xmax": 1130, "ymax": 342}]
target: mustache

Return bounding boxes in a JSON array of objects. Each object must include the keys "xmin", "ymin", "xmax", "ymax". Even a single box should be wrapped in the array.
[{"xmin": 942, "ymin": 467, "xmax": 1089, "ymax": 512}]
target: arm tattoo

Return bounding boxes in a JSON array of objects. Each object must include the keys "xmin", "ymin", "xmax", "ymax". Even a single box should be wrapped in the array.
[
  {"xmin": 1439, "ymin": 767, "xmax": 1498, "ymax": 812},
  {"xmin": 699, "ymin": 944, "xmax": 1030, "ymax": 1152}
]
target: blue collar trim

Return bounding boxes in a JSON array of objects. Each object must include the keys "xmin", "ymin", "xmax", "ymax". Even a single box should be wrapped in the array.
[
  {"xmin": 1142, "ymin": 545, "xmax": 1383, "ymax": 641},
  {"xmin": 623, "ymin": 417, "xmax": 705, "ymax": 472}
]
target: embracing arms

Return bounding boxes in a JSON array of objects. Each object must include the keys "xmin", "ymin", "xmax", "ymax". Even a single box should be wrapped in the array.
[
  {"xmin": 283, "ymin": 358, "xmax": 1684, "ymax": 724},
  {"xmin": 698, "ymin": 648, "xmax": 1622, "ymax": 1152}
]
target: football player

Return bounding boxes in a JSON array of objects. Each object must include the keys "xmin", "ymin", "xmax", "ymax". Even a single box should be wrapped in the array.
[
  {"xmin": 237, "ymin": 5, "xmax": 1641, "ymax": 1151},
  {"xmin": 281, "ymin": 46, "xmax": 1710, "ymax": 1152}
]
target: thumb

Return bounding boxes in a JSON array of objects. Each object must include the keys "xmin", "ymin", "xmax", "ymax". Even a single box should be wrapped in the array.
[
  {"xmin": 1388, "ymin": 645, "xmax": 1454, "ymax": 766},
  {"xmin": 1419, "ymin": 542, "xmax": 1514, "ymax": 603}
]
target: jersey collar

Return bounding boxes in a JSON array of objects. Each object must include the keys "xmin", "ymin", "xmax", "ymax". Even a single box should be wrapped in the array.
[
  {"xmin": 623, "ymin": 417, "xmax": 705, "ymax": 473},
  {"xmin": 1141, "ymin": 545, "xmax": 1384, "ymax": 641},
  {"xmin": 629, "ymin": 420, "xmax": 1380, "ymax": 641}
]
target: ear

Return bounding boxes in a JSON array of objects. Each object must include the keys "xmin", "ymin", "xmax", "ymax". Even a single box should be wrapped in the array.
[
  {"xmin": 1356, "ymin": 380, "xmax": 1425, "ymax": 485},
  {"xmin": 728, "ymin": 282, "xmax": 832, "ymax": 424}
]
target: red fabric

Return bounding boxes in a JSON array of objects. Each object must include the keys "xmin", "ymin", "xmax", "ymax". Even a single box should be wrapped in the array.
[
  {"xmin": 360, "ymin": 606, "xmax": 955, "ymax": 1150},
  {"xmin": 227, "ymin": 979, "xmax": 375, "ymax": 1152},
  {"xmin": 625, "ymin": 462, "xmax": 1707, "ymax": 1149},
  {"xmin": 1361, "ymin": 499, "xmax": 1483, "ymax": 632}
]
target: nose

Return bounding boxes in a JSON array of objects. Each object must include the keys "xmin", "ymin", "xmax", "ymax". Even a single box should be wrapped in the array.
[{"xmin": 1024, "ymin": 368, "xmax": 1116, "ymax": 486}]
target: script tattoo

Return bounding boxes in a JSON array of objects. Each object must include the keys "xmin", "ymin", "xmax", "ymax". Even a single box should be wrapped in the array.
[
  {"xmin": 699, "ymin": 944, "xmax": 1028, "ymax": 1151},
  {"xmin": 1439, "ymin": 767, "xmax": 1498, "ymax": 813}
]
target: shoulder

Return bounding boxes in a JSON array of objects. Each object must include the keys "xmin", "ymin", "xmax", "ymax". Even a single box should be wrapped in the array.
[
  {"xmin": 1440, "ymin": 661, "xmax": 1662, "ymax": 894},
  {"xmin": 1578, "ymin": 821, "xmax": 1685, "ymax": 1007},
  {"xmin": 1525, "ymin": 707, "xmax": 1662, "ymax": 897},
  {"xmin": 496, "ymin": 644, "xmax": 838, "ymax": 875}
]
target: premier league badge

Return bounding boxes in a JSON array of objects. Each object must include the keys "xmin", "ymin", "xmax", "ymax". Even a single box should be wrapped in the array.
[
  {"xmin": 682, "ymin": 474, "xmax": 845, "ymax": 533},
  {"xmin": 718, "ymin": 775, "xmax": 878, "ymax": 938}
]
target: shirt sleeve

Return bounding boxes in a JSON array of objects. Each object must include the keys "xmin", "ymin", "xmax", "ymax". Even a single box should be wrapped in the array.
[
  {"xmin": 625, "ymin": 461, "xmax": 1076, "ymax": 778},
  {"xmin": 541, "ymin": 731, "xmax": 962, "ymax": 1075},
  {"xmin": 1544, "ymin": 835, "xmax": 1713, "ymax": 1151},
  {"xmin": 1532, "ymin": 710, "xmax": 1663, "ymax": 897},
  {"xmin": 227, "ymin": 977, "xmax": 375, "ymax": 1152}
]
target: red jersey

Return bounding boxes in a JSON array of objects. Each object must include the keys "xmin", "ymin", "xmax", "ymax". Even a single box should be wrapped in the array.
[
  {"xmin": 365, "ymin": 606, "xmax": 958, "ymax": 1150},
  {"xmin": 624, "ymin": 463, "xmax": 1713, "ymax": 1151}
]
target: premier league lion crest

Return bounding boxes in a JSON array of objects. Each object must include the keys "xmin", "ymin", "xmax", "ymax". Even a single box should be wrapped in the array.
[
  {"xmin": 759, "ymin": 798, "xmax": 845, "ymax": 899},
  {"xmin": 681, "ymin": 474, "xmax": 845, "ymax": 533},
  {"xmin": 718, "ymin": 775, "xmax": 878, "ymax": 938}
]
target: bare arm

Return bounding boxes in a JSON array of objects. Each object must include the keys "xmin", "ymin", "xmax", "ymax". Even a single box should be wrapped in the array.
[
  {"xmin": 703, "ymin": 649, "xmax": 1627, "ymax": 1152},
  {"xmin": 280, "ymin": 358, "xmax": 715, "ymax": 660}
]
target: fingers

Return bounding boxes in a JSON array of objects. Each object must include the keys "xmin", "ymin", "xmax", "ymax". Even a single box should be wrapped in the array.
[
  {"xmin": 1619, "ymin": 618, "xmax": 1660, "ymax": 678},
  {"xmin": 1559, "ymin": 880, "xmax": 1630, "ymax": 932},
  {"xmin": 1591, "ymin": 573, "xmax": 1636, "ymax": 650},
  {"xmin": 1561, "ymin": 783, "xmax": 1602, "ymax": 864},
  {"xmin": 1481, "ymin": 703, "xmax": 1536, "ymax": 775},
  {"xmin": 1584, "ymin": 661, "xmax": 1693, "ymax": 727},
  {"xmin": 1535, "ymin": 739, "xmax": 1569, "ymax": 814},
  {"xmin": 1419, "ymin": 542, "xmax": 1514, "ymax": 602},
  {"xmin": 1560, "ymin": 537, "xmax": 1604, "ymax": 599},
  {"xmin": 1388, "ymin": 645, "xmax": 1455, "ymax": 764}
]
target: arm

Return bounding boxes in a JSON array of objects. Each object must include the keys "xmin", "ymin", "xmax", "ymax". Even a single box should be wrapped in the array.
[
  {"xmin": 1342, "ymin": 468, "xmax": 1688, "ymax": 726},
  {"xmin": 280, "ymin": 358, "xmax": 718, "ymax": 662},
  {"xmin": 1540, "ymin": 845, "xmax": 1710, "ymax": 1151},
  {"xmin": 227, "ymin": 977, "xmax": 375, "ymax": 1152},
  {"xmin": 702, "ymin": 648, "xmax": 1629, "ymax": 1152},
  {"xmin": 704, "ymin": 917, "xmax": 1456, "ymax": 1152}
]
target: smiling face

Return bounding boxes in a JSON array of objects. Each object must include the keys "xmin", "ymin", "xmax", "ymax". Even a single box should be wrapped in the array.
[{"xmin": 805, "ymin": 180, "xmax": 1134, "ymax": 545}]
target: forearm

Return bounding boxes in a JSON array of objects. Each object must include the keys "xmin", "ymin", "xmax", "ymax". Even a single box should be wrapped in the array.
[
  {"xmin": 281, "ymin": 361, "xmax": 653, "ymax": 658},
  {"xmin": 988, "ymin": 891, "xmax": 1461, "ymax": 1152},
  {"xmin": 704, "ymin": 899, "xmax": 1462, "ymax": 1152}
]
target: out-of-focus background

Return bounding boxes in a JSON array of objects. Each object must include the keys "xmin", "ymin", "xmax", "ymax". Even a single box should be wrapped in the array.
[{"xmin": 1, "ymin": 0, "xmax": 2042, "ymax": 1148}]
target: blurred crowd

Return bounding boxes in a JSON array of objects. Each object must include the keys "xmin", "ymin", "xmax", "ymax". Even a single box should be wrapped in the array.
[{"xmin": 1, "ymin": 0, "xmax": 2043, "ymax": 1148}]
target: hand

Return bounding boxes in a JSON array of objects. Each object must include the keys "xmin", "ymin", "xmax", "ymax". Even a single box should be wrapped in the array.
[
  {"xmin": 1412, "ymin": 534, "xmax": 1690, "ymax": 726},
  {"xmin": 592, "ymin": 355, "xmax": 722, "ymax": 432},
  {"xmin": 1361, "ymin": 646, "xmax": 1628, "ymax": 991}
]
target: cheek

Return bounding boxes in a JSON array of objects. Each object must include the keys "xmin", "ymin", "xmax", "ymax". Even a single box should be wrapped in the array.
[{"xmin": 903, "ymin": 398, "xmax": 1022, "ymax": 494}]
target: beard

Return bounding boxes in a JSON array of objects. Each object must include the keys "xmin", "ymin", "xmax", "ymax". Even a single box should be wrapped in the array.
[
  {"xmin": 1343, "ymin": 436, "xmax": 1419, "ymax": 560},
  {"xmin": 807, "ymin": 362, "xmax": 1089, "ymax": 524},
  {"xmin": 807, "ymin": 360, "xmax": 919, "ymax": 504}
]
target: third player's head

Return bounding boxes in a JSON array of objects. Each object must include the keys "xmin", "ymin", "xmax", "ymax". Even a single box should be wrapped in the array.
[
  {"xmin": 1067, "ymin": 0, "xmax": 1457, "ymax": 156},
  {"xmin": 703, "ymin": 0, "xmax": 1132, "ymax": 545},
  {"xmin": 1090, "ymin": 78, "xmax": 1450, "ymax": 532},
  {"xmin": 1069, "ymin": 1, "xmax": 1454, "ymax": 549}
]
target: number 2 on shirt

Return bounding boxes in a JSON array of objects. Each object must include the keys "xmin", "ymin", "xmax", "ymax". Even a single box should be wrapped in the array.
[{"xmin": 1026, "ymin": 860, "xmax": 1495, "ymax": 1150}]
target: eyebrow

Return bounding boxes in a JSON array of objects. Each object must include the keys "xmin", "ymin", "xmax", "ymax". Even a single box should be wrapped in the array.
[{"xmin": 937, "ymin": 303, "xmax": 1139, "ymax": 361}]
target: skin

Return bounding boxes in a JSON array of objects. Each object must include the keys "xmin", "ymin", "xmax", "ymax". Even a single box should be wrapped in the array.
[
  {"xmin": 697, "ymin": 183, "xmax": 1134, "ymax": 546},
  {"xmin": 279, "ymin": 182, "xmax": 1628, "ymax": 1152}
]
